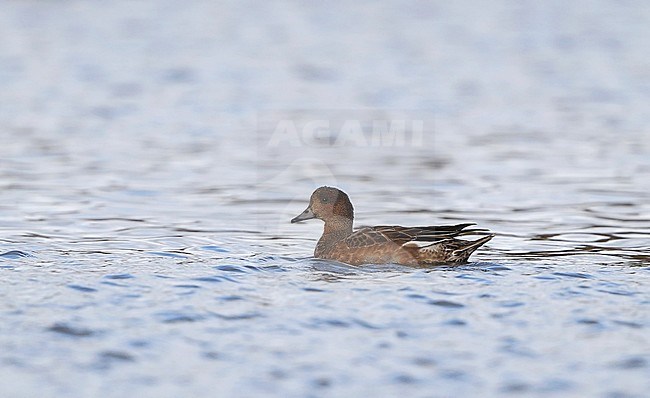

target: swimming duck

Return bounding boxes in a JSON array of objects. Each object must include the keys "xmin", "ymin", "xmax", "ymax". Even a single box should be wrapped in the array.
[{"xmin": 291, "ymin": 186, "xmax": 494, "ymax": 266}]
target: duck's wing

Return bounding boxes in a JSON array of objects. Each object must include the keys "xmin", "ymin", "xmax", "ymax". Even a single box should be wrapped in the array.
[
  {"xmin": 344, "ymin": 223, "xmax": 477, "ymax": 248},
  {"xmin": 372, "ymin": 223, "xmax": 478, "ymax": 244}
]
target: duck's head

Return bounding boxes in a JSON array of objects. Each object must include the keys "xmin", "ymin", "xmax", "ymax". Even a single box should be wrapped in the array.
[{"xmin": 291, "ymin": 186, "xmax": 354, "ymax": 224}]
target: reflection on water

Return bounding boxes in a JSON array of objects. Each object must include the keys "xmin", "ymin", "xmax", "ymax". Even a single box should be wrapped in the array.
[{"xmin": 1, "ymin": 1, "xmax": 649, "ymax": 398}]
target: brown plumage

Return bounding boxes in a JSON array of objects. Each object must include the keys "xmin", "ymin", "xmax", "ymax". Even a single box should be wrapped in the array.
[{"xmin": 291, "ymin": 186, "xmax": 494, "ymax": 266}]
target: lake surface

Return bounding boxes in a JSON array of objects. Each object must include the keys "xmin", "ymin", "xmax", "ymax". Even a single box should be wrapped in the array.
[{"xmin": 1, "ymin": 1, "xmax": 649, "ymax": 397}]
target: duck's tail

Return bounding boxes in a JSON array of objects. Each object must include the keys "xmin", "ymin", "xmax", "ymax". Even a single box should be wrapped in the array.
[
  {"xmin": 407, "ymin": 233, "xmax": 494, "ymax": 265},
  {"xmin": 451, "ymin": 234, "xmax": 494, "ymax": 262}
]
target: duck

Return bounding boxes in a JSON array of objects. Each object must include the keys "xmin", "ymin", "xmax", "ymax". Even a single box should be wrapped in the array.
[{"xmin": 291, "ymin": 186, "xmax": 494, "ymax": 266}]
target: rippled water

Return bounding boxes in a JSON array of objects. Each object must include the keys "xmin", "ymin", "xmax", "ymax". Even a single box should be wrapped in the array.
[{"xmin": 1, "ymin": 1, "xmax": 649, "ymax": 397}]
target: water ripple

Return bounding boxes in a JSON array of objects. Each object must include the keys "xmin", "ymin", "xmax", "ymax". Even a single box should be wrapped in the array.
[{"xmin": 48, "ymin": 323, "xmax": 98, "ymax": 337}]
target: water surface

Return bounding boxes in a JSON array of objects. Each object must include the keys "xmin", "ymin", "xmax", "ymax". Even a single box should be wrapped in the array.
[{"xmin": 1, "ymin": 1, "xmax": 649, "ymax": 397}]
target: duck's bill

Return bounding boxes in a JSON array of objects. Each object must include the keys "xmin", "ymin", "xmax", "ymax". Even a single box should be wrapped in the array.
[{"xmin": 291, "ymin": 207, "xmax": 315, "ymax": 223}]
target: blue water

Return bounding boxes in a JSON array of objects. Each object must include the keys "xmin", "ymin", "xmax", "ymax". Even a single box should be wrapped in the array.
[{"xmin": 1, "ymin": 1, "xmax": 649, "ymax": 397}]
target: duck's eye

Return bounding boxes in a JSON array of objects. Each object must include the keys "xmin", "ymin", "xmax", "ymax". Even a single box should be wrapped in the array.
[{"xmin": 321, "ymin": 197, "xmax": 329, "ymax": 203}]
